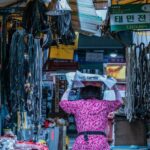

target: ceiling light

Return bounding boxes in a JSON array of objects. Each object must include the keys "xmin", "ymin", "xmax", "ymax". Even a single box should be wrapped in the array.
[{"xmin": 110, "ymin": 53, "xmax": 117, "ymax": 58}]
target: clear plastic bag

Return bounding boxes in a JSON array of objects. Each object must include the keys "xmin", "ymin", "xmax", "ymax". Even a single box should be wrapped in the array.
[{"xmin": 73, "ymin": 71, "xmax": 116, "ymax": 89}]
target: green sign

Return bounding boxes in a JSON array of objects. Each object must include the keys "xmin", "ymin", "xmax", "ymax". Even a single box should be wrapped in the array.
[{"xmin": 110, "ymin": 4, "xmax": 150, "ymax": 31}]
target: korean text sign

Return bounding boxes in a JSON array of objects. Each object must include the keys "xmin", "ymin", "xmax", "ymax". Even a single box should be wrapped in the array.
[{"xmin": 110, "ymin": 4, "xmax": 150, "ymax": 31}]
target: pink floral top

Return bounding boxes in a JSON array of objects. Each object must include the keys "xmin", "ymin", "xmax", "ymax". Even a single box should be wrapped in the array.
[{"xmin": 59, "ymin": 99, "xmax": 122, "ymax": 133}]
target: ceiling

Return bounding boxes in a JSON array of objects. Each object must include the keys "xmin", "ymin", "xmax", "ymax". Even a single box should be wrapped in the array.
[
  {"xmin": 0, "ymin": 0, "xmax": 108, "ymax": 9},
  {"xmin": 0, "ymin": 0, "xmax": 149, "ymax": 9},
  {"xmin": 0, "ymin": 0, "xmax": 27, "ymax": 8},
  {"xmin": 0, "ymin": 0, "xmax": 18, "ymax": 7}
]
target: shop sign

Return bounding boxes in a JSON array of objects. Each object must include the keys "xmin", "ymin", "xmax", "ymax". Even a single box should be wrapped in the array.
[
  {"xmin": 110, "ymin": 4, "xmax": 150, "ymax": 31},
  {"xmin": 49, "ymin": 44, "xmax": 75, "ymax": 60}
]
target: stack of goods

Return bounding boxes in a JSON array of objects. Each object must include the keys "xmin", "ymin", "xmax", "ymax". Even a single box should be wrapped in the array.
[
  {"xmin": 15, "ymin": 141, "xmax": 48, "ymax": 150},
  {"xmin": 38, "ymin": 118, "xmax": 67, "ymax": 150},
  {"xmin": 0, "ymin": 136, "xmax": 16, "ymax": 150},
  {"xmin": 0, "ymin": 136, "xmax": 48, "ymax": 150}
]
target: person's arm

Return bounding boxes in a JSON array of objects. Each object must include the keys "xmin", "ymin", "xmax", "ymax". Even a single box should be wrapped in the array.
[
  {"xmin": 61, "ymin": 88, "xmax": 71, "ymax": 101},
  {"xmin": 105, "ymin": 85, "xmax": 123, "ymax": 113},
  {"xmin": 59, "ymin": 88, "xmax": 79, "ymax": 114},
  {"xmin": 113, "ymin": 85, "xmax": 124, "ymax": 104}
]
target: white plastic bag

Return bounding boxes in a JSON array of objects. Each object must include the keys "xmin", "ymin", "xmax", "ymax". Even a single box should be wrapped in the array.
[
  {"xmin": 56, "ymin": 0, "xmax": 71, "ymax": 11},
  {"xmin": 66, "ymin": 71, "xmax": 116, "ymax": 89},
  {"xmin": 66, "ymin": 72, "xmax": 76, "ymax": 88}
]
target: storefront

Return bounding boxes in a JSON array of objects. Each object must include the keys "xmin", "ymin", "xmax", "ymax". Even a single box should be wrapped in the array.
[{"xmin": 0, "ymin": 0, "xmax": 150, "ymax": 150}]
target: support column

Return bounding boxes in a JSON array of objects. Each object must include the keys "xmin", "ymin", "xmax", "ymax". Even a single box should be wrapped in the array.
[{"xmin": 0, "ymin": 15, "xmax": 7, "ymax": 135}]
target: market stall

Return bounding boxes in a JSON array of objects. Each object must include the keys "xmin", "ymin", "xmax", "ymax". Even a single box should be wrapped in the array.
[{"xmin": 0, "ymin": 0, "xmax": 150, "ymax": 150}]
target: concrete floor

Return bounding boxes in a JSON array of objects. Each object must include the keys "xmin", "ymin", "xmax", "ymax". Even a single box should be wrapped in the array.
[{"xmin": 68, "ymin": 135, "xmax": 76, "ymax": 150}]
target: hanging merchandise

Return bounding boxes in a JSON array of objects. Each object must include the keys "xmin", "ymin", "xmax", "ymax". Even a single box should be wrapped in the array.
[
  {"xmin": 41, "ymin": 0, "xmax": 52, "ymax": 4},
  {"xmin": 49, "ymin": 32, "xmax": 78, "ymax": 60},
  {"xmin": 125, "ymin": 43, "xmax": 150, "ymax": 121},
  {"xmin": 133, "ymin": 31, "xmax": 150, "ymax": 46},
  {"xmin": 46, "ymin": 0, "xmax": 71, "ymax": 16},
  {"xmin": 22, "ymin": 0, "xmax": 52, "ymax": 48},
  {"xmin": 44, "ymin": 0, "xmax": 76, "ymax": 46},
  {"xmin": 53, "ymin": 13, "xmax": 75, "ymax": 45},
  {"xmin": 9, "ymin": 30, "xmax": 43, "ymax": 140},
  {"xmin": 69, "ymin": 0, "xmax": 101, "ymax": 36},
  {"xmin": 23, "ymin": 0, "xmax": 48, "ymax": 33},
  {"xmin": 73, "ymin": 0, "xmax": 100, "ymax": 34}
]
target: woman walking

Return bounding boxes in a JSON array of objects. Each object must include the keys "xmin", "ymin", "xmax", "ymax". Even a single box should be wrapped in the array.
[{"xmin": 59, "ymin": 84, "xmax": 123, "ymax": 150}]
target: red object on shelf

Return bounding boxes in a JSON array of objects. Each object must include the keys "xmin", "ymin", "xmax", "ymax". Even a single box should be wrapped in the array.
[
  {"xmin": 44, "ymin": 120, "xmax": 51, "ymax": 128},
  {"xmin": 16, "ymin": 141, "xmax": 49, "ymax": 150}
]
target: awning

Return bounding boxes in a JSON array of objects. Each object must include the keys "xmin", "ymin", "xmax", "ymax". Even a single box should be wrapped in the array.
[{"xmin": 78, "ymin": 34, "xmax": 123, "ymax": 50}]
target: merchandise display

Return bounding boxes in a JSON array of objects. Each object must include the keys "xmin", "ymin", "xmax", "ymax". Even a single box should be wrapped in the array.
[
  {"xmin": 125, "ymin": 43, "xmax": 150, "ymax": 121},
  {"xmin": 0, "ymin": 0, "xmax": 150, "ymax": 149}
]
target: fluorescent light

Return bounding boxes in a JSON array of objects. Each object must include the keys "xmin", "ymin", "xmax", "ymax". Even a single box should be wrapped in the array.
[{"xmin": 110, "ymin": 53, "xmax": 117, "ymax": 58}]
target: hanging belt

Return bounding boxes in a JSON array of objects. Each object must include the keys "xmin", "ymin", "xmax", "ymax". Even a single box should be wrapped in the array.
[{"xmin": 78, "ymin": 131, "xmax": 106, "ymax": 142}]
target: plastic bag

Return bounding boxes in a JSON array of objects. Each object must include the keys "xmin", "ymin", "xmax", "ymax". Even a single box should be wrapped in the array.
[
  {"xmin": 66, "ymin": 72, "xmax": 76, "ymax": 88},
  {"xmin": 41, "ymin": 0, "xmax": 52, "ymax": 3},
  {"xmin": 56, "ymin": 0, "xmax": 71, "ymax": 11},
  {"xmin": 66, "ymin": 71, "xmax": 116, "ymax": 89}
]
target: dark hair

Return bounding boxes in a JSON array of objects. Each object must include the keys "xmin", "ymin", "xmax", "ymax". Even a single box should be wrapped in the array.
[{"xmin": 80, "ymin": 86, "xmax": 102, "ymax": 100}]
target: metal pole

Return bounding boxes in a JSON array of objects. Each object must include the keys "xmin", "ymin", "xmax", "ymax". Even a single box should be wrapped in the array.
[
  {"xmin": 1, "ymin": 15, "xmax": 7, "ymax": 104},
  {"xmin": 0, "ymin": 15, "xmax": 7, "ymax": 135},
  {"xmin": 0, "ymin": 18, "xmax": 2, "ymax": 136}
]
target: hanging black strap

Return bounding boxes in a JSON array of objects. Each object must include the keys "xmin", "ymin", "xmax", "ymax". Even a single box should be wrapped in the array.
[{"xmin": 78, "ymin": 131, "xmax": 106, "ymax": 142}]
